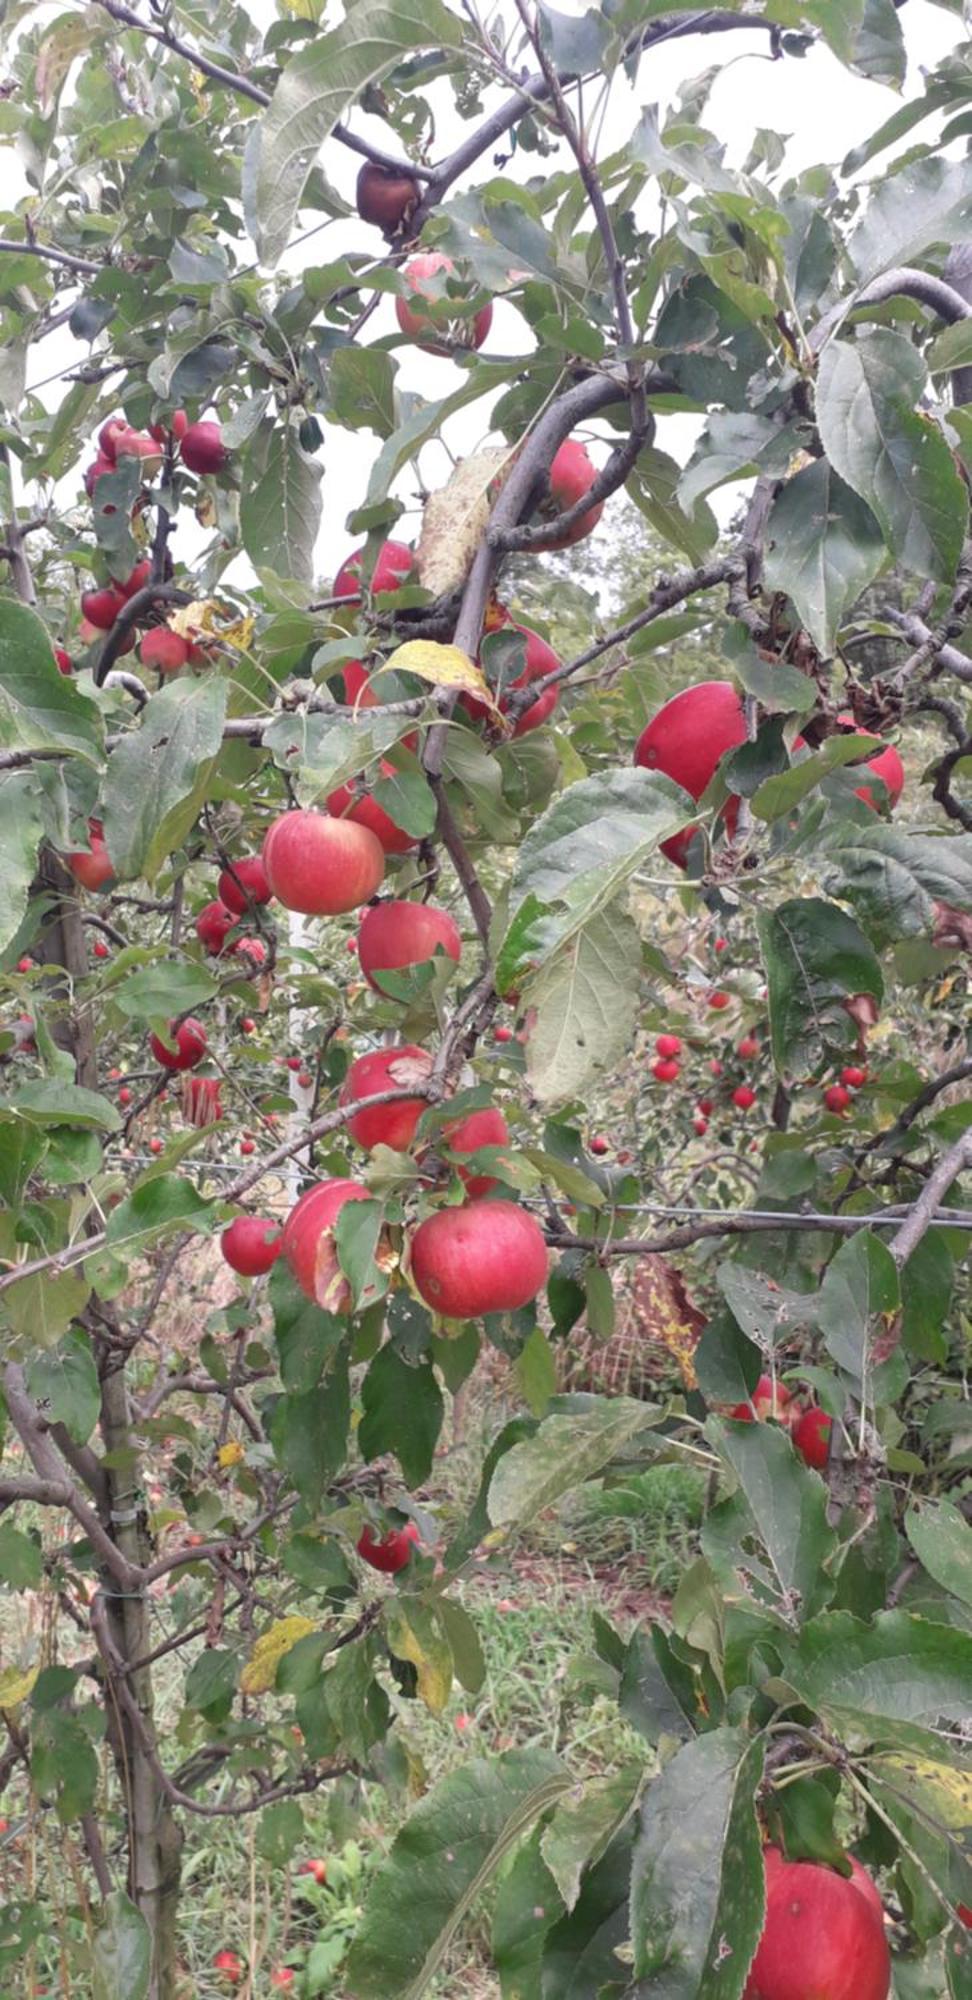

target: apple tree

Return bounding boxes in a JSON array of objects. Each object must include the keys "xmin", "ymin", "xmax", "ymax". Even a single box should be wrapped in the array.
[{"xmin": 0, "ymin": 0, "xmax": 971, "ymax": 1994}]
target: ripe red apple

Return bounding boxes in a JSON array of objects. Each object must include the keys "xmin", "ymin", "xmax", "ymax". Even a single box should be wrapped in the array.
[
  {"xmin": 83, "ymin": 452, "xmax": 116, "ymax": 498},
  {"xmin": 693, "ymin": 1114, "xmax": 708, "ymax": 1135},
  {"xmin": 464, "ymin": 616, "xmax": 561, "ymax": 735},
  {"xmin": 140, "ymin": 628, "xmax": 189, "ymax": 674},
  {"xmin": 217, "ymin": 855, "xmax": 272, "ymax": 913},
  {"xmin": 655, "ymin": 1033, "xmax": 681, "ymax": 1058},
  {"xmin": 738, "ymin": 1035, "xmax": 759, "ymax": 1059},
  {"xmin": 149, "ymin": 1136, "xmax": 164, "ymax": 1155},
  {"xmin": 297, "ymin": 1859, "xmax": 328, "ymax": 1885},
  {"xmin": 81, "ymin": 585, "xmax": 127, "ymax": 631},
  {"xmin": 494, "ymin": 1024, "xmax": 514, "ymax": 1044},
  {"xmin": 653, "ymin": 1058, "xmax": 680, "ymax": 1082},
  {"xmin": 714, "ymin": 935, "xmax": 728, "ymax": 952},
  {"xmin": 590, "ymin": 1133, "xmax": 610, "ymax": 1157},
  {"xmin": 542, "ymin": 438, "xmax": 604, "ymax": 549},
  {"xmin": 179, "ymin": 420, "xmax": 227, "ymax": 474},
  {"xmin": 792, "ymin": 1406, "xmax": 832, "ymax": 1469},
  {"xmin": 230, "ymin": 936, "xmax": 267, "ymax": 972},
  {"xmin": 395, "ymin": 251, "xmax": 492, "ymax": 354},
  {"xmin": 410, "ymin": 1199, "xmax": 548, "ymax": 1317},
  {"xmin": 356, "ymin": 161, "xmax": 420, "ymax": 232},
  {"xmin": 281, "ymin": 1177, "xmax": 373, "ymax": 1310},
  {"xmin": 54, "ymin": 646, "xmax": 73, "ymax": 675},
  {"xmin": 442, "ymin": 1107, "xmax": 510, "ymax": 1197},
  {"xmin": 634, "ymin": 681, "xmax": 747, "ymax": 867},
  {"xmin": 118, "ymin": 1086, "xmax": 132, "ymax": 1107},
  {"xmin": 732, "ymin": 1085, "xmax": 756, "ymax": 1110},
  {"xmin": 731, "ymin": 1375, "xmax": 791, "ymax": 1423},
  {"xmin": 221, "ymin": 1215, "xmax": 282, "ymax": 1277},
  {"xmin": 357, "ymin": 1520, "xmax": 420, "ymax": 1573},
  {"xmin": 98, "ymin": 416, "xmax": 127, "ymax": 459},
  {"xmin": 270, "ymin": 1972, "xmax": 296, "ymax": 1992},
  {"xmin": 709, "ymin": 990, "xmax": 730, "ymax": 1010},
  {"xmin": 297, "ymin": 1070, "xmax": 312, "ymax": 1089},
  {"xmin": 333, "ymin": 539, "xmax": 413, "ymax": 599},
  {"xmin": 195, "ymin": 901, "xmax": 236, "ymax": 955},
  {"xmin": 239, "ymin": 1139, "xmax": 255, "ymax": 1156},
  {"xmin": 113, "ymin": 427, "xmax": 162, "ymax": 476},
  {"xmin": 824, "ymin": 1083, "xmax": 852, "ymax": 1115},
  {"xmin": 356, "ymin": 901, "xmax": 461, "ymax": 996},
  {"xmin": 841, "ymin": 1065, "xmax": 867, "ymax": 1089},
  {"xmin": 327, "ymin": 767, "xmax": 419, "ymax": 856},
  {"xmin": 113, "ymin": 557, "xmax": 152, "ymax": 599},
  {"xmin": 65, "ymin": 822, "xmax": 115, "ymax": 892},
  {"xmin": 93, "ymin": 939, "xmax": 109, "ymax": 959},
  {"xmin": 698, "ymin": 1098, "xmax": 714, "ymax": 1116},
  {"xmin": 241, "ymin": 1016, "xmax": 256, "ymax": 1034},
  {"xmin": 262, "ymin": 809, "xmax": 384, "ymax": 915},
  {"xmin": 212, "ymin": 1949, "xmax": 244, "ymax": 1984},
  {"xmin": 149, "ymin": 1017, "xmax": 208, "ymax": 1072},
  {"xmin": 836, "ymin": 712, "xmax": 904, "ymax": 811},
  {"xmin": 744, "ymin": 1847, "xmax": 890, "ymax": 2000},
  {"xmin": 340, "ymin": 1045, "xmax": 433, "ymax": 1151}
]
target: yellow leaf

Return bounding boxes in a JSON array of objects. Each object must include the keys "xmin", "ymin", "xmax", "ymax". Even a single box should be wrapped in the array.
[
  {"xmin": 240, "ymin": 1615, "xmax": 316, "ymax": 1696},
  {"xmin": 218, "ymin": 1441, "xmax": 245, "ymax": 1469},
  {"xmin": 168, "ymin": 600, "xmax": 255, "ymax": 654},
  {"xmin": 384, "ymin": 1600, "xmax": 453, "ymax": 1716},
  {"xmin": 416, "ymin": 446, "xmax": 510, "ymax": 597},
  {"xmin": 377, "ymin": 640, "xmax": 503, "ymax": 721},
  {"xmin": 0, "ymin": 1665, "xmax": 38, "ymax": 1710},
  {"xmin": 872, "ymin": 1753, "xmax": 972, "ymax": 1829}
]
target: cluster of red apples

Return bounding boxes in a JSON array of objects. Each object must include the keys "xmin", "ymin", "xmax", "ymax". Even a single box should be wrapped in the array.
[{"xmin": 730, "ymin": 1370, "xmax": 833, "ymax": 1473}]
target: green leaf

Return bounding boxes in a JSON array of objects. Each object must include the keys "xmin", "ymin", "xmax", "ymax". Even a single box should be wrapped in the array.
[
  {"xmin": 815, "ymin": 330, "xmax": 968, "ymax": 582},
  {"xmin": 269, "ymin": 1353, "xmax": 350, "ymax": 1507},
  {"xmin": 358, "ymin": 1347, "xmax": 443, "ymax": 1488},
  {"xmin": 901, "ymin": 1232, "xmax": 953, "ymax": 1365},
  {"xmin": 0, "ymin": 1522, "xmax": 42, "ymax": 1588},
  {"xmin": 25, "ymin": 1328, "xmax": 100, "ymax": 1444},
  {"xmin": 928, "ymin": 319, "xmax": 972, "ymax": 378},
  {"xmin": 847, "ymin": 154, "xmax": 972, "ymax": 285},
  {"xmin": 101, "ymin": 679, "xmax": 227, "ymax": 884},
  {"xmin": 541, "ymin": 1766, "xmax": 642, "ymax": 1913},
  {"xmin": 751, "ymin": 734, "xmax": 888, "ymax": 821},
  {"xmin": 104, "ymin": 1174, "xmax": 214, "ymax": 1251},
  {"xmin": 619, "ymin": 1623, "xmax": 701, "ymax": 1745},
  {"xmin": 434, "ymin": 1597, "xmax": 486, "ymax": 1695},
  {"xmin": 2, "ymin": 1262, "xmax": 93, "ymax": 1349},
  {"xmin": 335, "ymin": 1197, "xmax": 387, "ymax": 1312},
  {"xmin": 249, "ymin": 0, "xmax": 463, "ymax": 266},
  {"xmin": 240, "ymin": 424, "xmax": 323, "ymax": 585},
  {"xmin": 762, "ymin": 459, "xmax": 885, "ymax": 655},
  {"xmin": 626, "ymin": 444, "xmax": 718, "ymax": 565},
  {"xmin": 906, "ymin": 1501, "xmax": 972, "ymax": 1613},
  {"xmin": 783, "ymin": 1612, "xmax": 972, "ymax": 1730},
  {"xmin": 519, "ymin": 903, "xmax": 642, "ymax": 1106},
  {"xmin": 816, "ymin": 1232, "xmax": 900, "ymax": 1381},
  {"xmin": 264, "ymin": 711, "xmax": 400, "ymax": 804},
  {"xmin": 371, "ymin": 765, "xmax": 437, "ymax": 840},
  {"xmin": 113, "ymin": 962, "xmax": 217, "ymax": 1025},
  {"xmin": 32, "ymin": 1709, "xmax": 98, "ymax": 1822},
  {"xmin": 630, "ymin": 1728, "xmax": 765, "ymax": 1995},
  {"xmin": 0, "ymin": 599, "xmax": 103, "ymax": 763},
  {"xmin": 758, "ymin": 896, "xmax": 883, "ymax": 1075},
  {"xmin": 488, "ymin": 1399, "xmax": 662, "ymax": 1529},
  {"xmin": 514, "ymin": 1324, "xmax": 558, "ymax": 1416},
  {"xmin": 540, "ymin": 1825, "xmax": 634, "ymax": 1998},
  {"xmin": 256, "ymin": 1799, "xmax": 305, "ymax": 1866},
  {"xmin": 91, "ymin": 1891, "xmax": 150, "ymax": 2000},
  {"xmin": 678, "ymin": 412, "xmax": 803, "ymax": 515},
  {"xmin": 184, "ymin": 1648, "xmax": 238, "ymax": 1717},
  {"xmin": 0, "ymin": 774, "xmax": 44, "ymax": 954},
  {"xmin": 345, "ymin": 1748, "xmax": 570, "ymax": 2000},
  {"xmin": 824, "ymin": 827, "xmax": 972, "ymax": 945},
  {"xmin": 707, "ymin": 1415, "xmax": 838, "ymax": 1623},
  {"xmin": 269, "ymin": 1261, "xmax": 345, "ymax": 1392},
  {"xmin": 13, "ymin": 1081, "xmax": 120, "ymax": 1132},
  {"xmin": 329, "ymin": 345, "xmax": 397, "ymax": 438},
  {"xmin": 493, "ymin": 1827, "xmax": 564, "ymax": 1998}
]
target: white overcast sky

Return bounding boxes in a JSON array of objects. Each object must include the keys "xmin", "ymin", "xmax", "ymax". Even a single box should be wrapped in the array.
[{"xmin": 14, "ymin": 0, "xmax": 966, "ymax": 578}]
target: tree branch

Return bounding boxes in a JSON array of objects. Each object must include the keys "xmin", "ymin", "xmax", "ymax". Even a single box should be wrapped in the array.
[
  {"xmin": 889, "ymin": 1134, "xmax": 972, "ymax": 1268},
  {"xmin": 0, "ymin": 238, "xmax": 102, "ymax": 276}
]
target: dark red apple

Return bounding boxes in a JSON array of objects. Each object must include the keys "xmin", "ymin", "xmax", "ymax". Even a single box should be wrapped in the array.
[
  {"xmin": 149, "ymin": 1017, "xmax": 208, "ymax": 1072},
  {"xmin": 792, "ymin": 1406, "xmax": 832, "ymax": 1469},
  {"xmin": 217, "ymin": 856, "xmax": 272, "ymax": 914},
  {"xmin": 357, "ymin": 1521, "xmax": 420, "ymax": 1573},
  {"xmin": 356, "ymin": 901, "xmax": 461, "ymax": 996},
  {"xmin": 339, "ymin": 1045, "xmax": 433, "ymax": 1152},
  {"xmin": 178, "ymin": 421, "xmax": 227, "ymax": 474},
  {"xmin": 824, "ymin": 1084, "xmax": 852, "ymax": 1115},
  {"xmin": 732, "ymin": 1085, "xmax": 756, "ymax": 1110},
  {"xmin": 356, "ymin": 161, "xmax": 420, "ymax": 232},
  {"xmin": 195, "ymin": 901, "xmax": 237, "ymax": 955},
  {"xmin": 262, "ymin": 810, "xmax": 384, "ymax": 916},
  {"xmin": 221, "ymin": 1215, "xmax": 282, "ymax": 1277},
  {"xmin": 634, "ymin": 680, "xmax": 747, "ymax": 868},
  {"xmin": 81, "ymin": 585, "xmax": 127, "ymax": 631}
]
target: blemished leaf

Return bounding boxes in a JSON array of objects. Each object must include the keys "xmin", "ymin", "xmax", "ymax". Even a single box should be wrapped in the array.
[
  {"xmin": 240, "ymin": 423, "xmax": 323, "ymax": 585},
  {"xmin": 815, "ymin": 330, "xmax": 968, "ymax": 582},
  {"xmin": 240, "ymin": 1615, "xmax": 317, "ymax": 1696},
  {"xmin": 629, "ymin": 1728, "xmax": 765, "ymax": 1995},
  {"xmin": 706, "ymin": 1415, "xmax": 838, "ymax": 1622},
  {"xmin": 540, "ymin": 1825, "xmax": 635, "ymax": 1997},
  {"xmin": 378, "ymin": 640, "xmax": 500, "ymax": 716},
  {"xmin": 816, "ymin": 1232, "xmax": 900, "ymax": 1381},
  {"xmin": 25, "ymin": 1328, "xmax": 100, "ymax": 1443},
  {"xmin": 0, "ymin": 773, "xmax": 44, "ymax": 954},
  {"xmin": 488, "ymin": 1399, "xmax": 663, "ymax": 1529},
  {"xmin": 619, "ymin": 1623, "xmax": 701, "ymax": 1746},
  {"xmin": 249, "ymin": 0, "xmax": 463, "ymax": 265},
  {"xmin": 541, "ymin": 1766, "xmax": 642, "ymax": 1913},
  {"xmin": 358, "ymin": 1347, "xmax": 444, "ymax": 1488},
  {"xmin": 520, "ymin": 903, "xmax": 642, "ymax": 1105},
  {"xmin": 493, "ymin": 1827, "xmax": 565, "ymax": 1997},
  {"xmin": 263, "ymin": 711, "xmax": 402, "ymax": 804},
  {"xmin": 762, "ymin": 459, "xmax": 885, "ymax": 655},
  {"xmin": 384, "ymin": 1600, "xmax": 454, "ymax": 1715},
  {"xmin": 783, "ymin": 1612, "xmax": 972, "ymax": 1730},
  {"xmin": 758, "ymin": 896, "xmax": 883, "ymax": 1075},
  {"xmin": 824, "ymin": 827, "xmax": 972, "ymax": 944},
  {"xmin": 32, "ymin": 1708, "xmax": 98, "ymax": 1822},
  {"xmin": 90, "ymin": 1892, "xmax": 151, "ymax": 2000},
  {"xmin": 101, "ymin": 679, "xmax": 227, "ymax": 884},
  {"xmin": 345, "ymin": 1748, "xmax": 570, "ymax": 1999},
  {"xmin": 906, "ymin": 1500, "xmax": 972, "ymax": 1612},
  {"xmin": 0, "ymin": 598, "xmax": 103, "ymax": 763}
]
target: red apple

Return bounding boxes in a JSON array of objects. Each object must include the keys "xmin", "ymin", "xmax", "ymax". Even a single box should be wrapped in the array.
[
  {"xmin": 230, "ymin": 936, "xmax": 267, "ymax": 972},
  {"xmin": 195, "ymin": 901, "xmax": 236, "ymax": 955},
  {"xmin": 118, "ymin": 1087, "xmax": 132, "ymax": 1107},
  {"xmin": 212, "ymin": 1950, "xmax": 243, "ymax": 1984},
  {"xmin": 841, "ymin": 1065, "xmax": 867, "ymax": 1089},
  {"xmin": 149, "ymin": 1136, "xmax": 164, "ymax": 1155},
  {"xmin": 356, "ymin": 901, "xmax": 461, "ymax": 996},
  {"xmin": 262, "ymin": 809, "xmax": 384, "ymax": 916},
  {"xmin": 149, "ymin": 1017, "xmax": 208, "ymax": 1072},
  {"xmin": 653, "ymin": 1058, "xmax": 680, "ymax": 1082},
  {"xmin": 824, "ymin": 1083, "xmax": 852, "ymax": 1115},
  {"xmin": 81, "ymin": 585, "xmax": 127, "ymax": 631},
  {"xmin": 241, "ymin": 1016, "xmax": 255, "ymax": 1034},
  {"xmin": 179, "ymin": 420, "xmax": 227, "ymax": 474},
  {"xmin": 113, "ymin": 428, "xmax": 162, "ymax": 476},
  {"xmin": 327, "ymin": 767, "xmax": 419, "ymax": 856},
  {"xmin": 634, "ymin": 681, "xmax": 747, "ymax": 867},
  {"xmin": 837, "ymin": 712, "xmax": 904, "ymax": 811},
  {"xmin": 494, "ymin": 1025, "xmax": 514, "ymax": 1044},
  {"xmin": 709, "ymin": 990, "xmax": 730, "ymax": 1010},
  {"xmin": 140, "ymin": 628, "xmax": 189, "ymax": 674},
  {"xmin": 410, "ymin": 1199, "xmax": 548, "ymax": 1317},
  {"xmin": 221, "ymin": 1215, "xmax": 282, "ymax": 1277},
  {"xmin": 738, "ymin": 1036, "xmax": 759, "ymax": 1059},
  {"xmin": 54, "ymin": 646, "xmax": 73, "ymax": 675},
  {"xmin": 83, "ymin": 452, "xmax": 116, "ymax": 498},
  {"xmin": 589, "ymin": 1133, "xmax": 610, "ymax": 1157},
  {"xmin": 340, "ymin": 1045, "xmax": 433, "ymax": 1151},
  {"xmin": 732, "ymin": 1085, "xmax": 756, "ymax": 1110},
  {"xmin": 65, "ymin": 822, "xmax": 115, "ymax": 892},
  {"xmin": 541, "ymin": 437, "xmax": 604, "ymax": 549},
  {"xmin": 270, "ymin": 1972, "xmax": 296, "ymax": 1992},
  {"xmin": 442, "ymin": 1107, "xmax": 510, "ymax": 1197},
  {"xmin": 693, "ymin": 1114, "xmax": 708, "ymax": 1135},
  {"xmin": 655, "ymin": 1033, "xmax": 681, "ymax": 1058},
  {"xmin": 698, "ymin": 1099, "xmax": 714, "ymax": 1116},
  {"xmin": 731, "ymin": 1375, "xmax": 791, "ymax": 1423},
  {"xmin": 792, "ymin": 1406, "xmax": 832, "ymax": 1470},
  {"xmin": 297, "ymin": 1859, "xmax": 328, "ymax": 1884},
  {"xmin": 464, "ymin": 617, "xmax": 561, "ymax": 735},
  {"xmin": 744, "ymin": 1847, "xmax": 889, "ymax": 2000},
  {"xmin": 356, "ymin": 161, "xmax": 420, "ymax": 232},
  {"xmin": 281, "ymin": 1177, "xmax": 373, "ymax": 1311},
  {"xmin": 333, "ymin": 539, "xmax": 413, "ymax": 600},
  {"xmin": 357, "ymin": 1520, "xmax": 420, "ymax": 1574},
  {"xmin": 93, "ymin": 939, "xmax": 109, "ymax": 959},
  {"xmin": 396, "ymin": 251, "xmax": 492, "ymax": 354},
  {"xmin": 239, "ymin": 1139, "xmax": 255, "ymax": 1156},
  {"xmin": 217, "ymin": 856, "xmax": 272, "ymax": 914}
]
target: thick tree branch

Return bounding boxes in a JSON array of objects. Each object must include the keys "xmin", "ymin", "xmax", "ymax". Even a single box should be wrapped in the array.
[{"xmin": 2, "ymin": 1365, "xmax": 139, "ymax": 1590}]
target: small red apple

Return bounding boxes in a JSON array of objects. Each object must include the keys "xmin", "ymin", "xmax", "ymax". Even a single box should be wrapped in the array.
[
  {"xmin": 340, "ymin": 1045, "xmax": 433, "ymax": 1152},
  {"xmin": 465, "ymin": 616, "xmax": 561, "ymax": 735},
  {"xmin": 824, "ymin": 1083, "xmax": 852, "ymax": 1115},
  {"xmin": 113, "ymin": 428, "xmax": 162, "ymax": 476},
  {"xmin": 297, "ymin": 1859, "xmax": 329, "ymax": 1884},
  {"xmin": 221, "ymin": 1215, "xmax": 282, "ymax": 1276},
  {"xmin": 270, "ymin": 1971, "xmax": 296, "ymax": 1991},
  {"xmin": 93, "ymin": 939, "xmax": 109, "ymax": 960},
  {"xmin": 149, "ymin": 1136, "xmax": 164, "ymax": 1155},
  {"xmin": 737, "ymin": 1036, "xmax": 759, "ymax": 1058},
  {"xmin": 410, "ymin": 1199, "xmax": 548, "ymax": 1318},
  {"xmin": 356, "ymin": 900, "xmax": 461, "ymax": 996},
  {"xmin": 540, "ymin": 437, "xmax": 605, "ymax": 549},
  {"xmin": 732, "ymin": 1085, "xmax": 756, "ymax": 1110},
  {"xmin": 195, "ymin": 901, "xmax": 237, "ymax": 955},
  {"xmin": 282, "ymin": 1177, "xmax": 373, "ymax": 1310},
  {"xmin": 217, "ymin": 856, "xmax": 272, "ymax": 914},
  {"xmin": 655, "ymin": 1033, "xmax": 681, "ymax": 1058},
  {"xmin": 16, "ymin": 955, "xmax": 34, "ymax": 972},
  {"xmin": 83, "ymin": 453, "xmax": 116, "ymax": 498},
  {"xmin": 396, "ymin": 251, "xmax": 492, "ymax": 354},
  {"xmin": 635, "ymin": 681, "xmax": 747, "ymax": 868},
  {"xmin": 212, "ymin": 1950, "xmax": 244, "ymax": 1984},
  {"xmin": 441, "ymin": 1107, "xmax": 510, "ymax": 1197},
  {"xmin": 792, "ymin": 1406, "xmax": 832, "ymax": 1470},
  {"xmin": 357, "ymin": 1520, "xmax": 420, "ymax": 1573},
  {"xmin": 356, "ymin": 161, "xmax": 420, "ymax": 232},
  {"xmin": 114, "ymin": 557, "xmax": 152, "ymax": 599},
  {"xmin": 590, "ymin": 1134, "xmax": 610, "ymax": 1157},
  {"xmin": 494, "ymin": 1025, "xmax": 514, "ymax": 1044},
  {"xmin": 230, "ymin": 936, "xmax": 267, "ymax": 972},
  {"xmin": 178, "ymin": 420, "xmax": 227, "ymax": 474},
  {"xmin": 149, "ymin": 1017, "xmax": 208, "ymax": 1072},
  {"xmin": 241, "ymin": 1016, "xmax": 256, "ymax": 1034},
  {"xmin": 262, "ymin": 809, "xmax": 384, "ymax": 916},
  {"xmin": 140, "ymin": 628, "xmax": 189, "ymax": 674},
  {"xmin": 118, "ymin": 1087, "xmax": 132, "ymax": 1107},
  {"xmin": 54, "ymin": 646, "xmax": 73, "ymax": 675},
  {"xmin": 653, "ymin": 1058, "xmax": 680, "ymax": 1082},
  {"xmin": 731, "ymin": 1375, "xmax": 791, "ymax": 1423},
  {"xmin": 65, "ymin": 822, "xmax": 115, "ymax": 893},
  {"xmin": 697, "ymin": 1098, "xmax": 714, "ymax": 1116},
  {"xmin": 708, "ymin": 990, "xmax": 730, "ymax": 1010},
  {"xmin": 239, "ymin": 1139, "xmax": 255, "ymax": 1156},
  {"xmin": 841, "ymin": 1065, "xmax": 867, "ymax": 1089},
  {"xmin": 81, "ymin": 585, "xmax": 127, "ymax": 631},
  {"xmin": 333, "ymin": 539, "xmax": 413, "ymax": 600}
]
